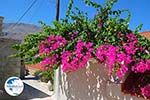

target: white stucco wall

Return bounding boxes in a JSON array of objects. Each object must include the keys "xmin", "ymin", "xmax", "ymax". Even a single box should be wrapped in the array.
[{"xmin": 54, "ymin": 59, "xmax": 145, "ymax": 100}]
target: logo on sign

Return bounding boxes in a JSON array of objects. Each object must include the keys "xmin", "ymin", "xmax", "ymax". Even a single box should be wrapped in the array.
[{"xmin": 4, "ymin": 76, "xmax": 24, "ymax": 96}]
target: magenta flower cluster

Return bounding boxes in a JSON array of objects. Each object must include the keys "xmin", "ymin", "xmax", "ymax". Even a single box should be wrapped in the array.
[
  {"xmin": 38, "ymin": 33, "xmax": 150, "ymax": 78},
  {"xmin": 39, "ymin": 35, "xmax": 67, "ymax": 70},
  {"xmin": 123, "ymin": 33, "xmax": 138, "ymax": 55},
  {"xmin": 96, "ymin": 45, "xmax": 118, "ymax": 74},
  {"xmin": 61, "ymin": 40, "xmax": 93, "ymax": 72},
  {"xmin": 141, "ymin": 84, "xmax": 150, "ymax": 98},
  {"xmin": 132, "ymin": 60, "xmax": 150, "ymax": 73},
  {"xmin": 95, "ymin": 33, "xmax": 150, "ymax": 78},
  {"xmin": 70, "ymin": 32, "xmax": 78, "ymax": 40},
  {"xmin": 39, "ymin": 35, "xmax": 67, "ymax": 55},
  {"xmin": 96, "ymin": 44, "xmax": 131, "ymax": 78},
  {"xmin": 40, "ymin": 54, "xmax": 58, "ymax": 70}
]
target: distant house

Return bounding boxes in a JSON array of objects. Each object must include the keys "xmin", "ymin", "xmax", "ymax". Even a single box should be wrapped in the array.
[
  {"xmin": 0, "ymin": 16, "xmax": 4, "ymax": 35},
  {"xmin": 141, "ymin": 31, "xmax": 150, "ymax": 40}
]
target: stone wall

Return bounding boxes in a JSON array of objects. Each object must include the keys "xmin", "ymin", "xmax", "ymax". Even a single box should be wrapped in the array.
[
  {"xmin": 0, "ymin": 38, "xmax": 22, "ymax": 99},
  {"xmin": 54, "ymin": 59, "xmax": 145, "ymax": 100}
]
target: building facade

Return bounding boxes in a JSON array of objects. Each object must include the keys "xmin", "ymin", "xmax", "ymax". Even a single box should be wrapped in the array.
[{"xmin": 0, "ymin": 16, "xmax": 4, "ymax": 35}]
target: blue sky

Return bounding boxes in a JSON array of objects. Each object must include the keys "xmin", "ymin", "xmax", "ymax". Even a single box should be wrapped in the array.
[{"xmin": 0, "ymin": 0, "xmax": 149, "ymax": 32}]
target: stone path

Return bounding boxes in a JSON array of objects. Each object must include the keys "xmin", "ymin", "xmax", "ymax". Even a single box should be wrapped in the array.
[{"xmin": 21, "ymin": 75, "xmax": 54, "ymax": 100}]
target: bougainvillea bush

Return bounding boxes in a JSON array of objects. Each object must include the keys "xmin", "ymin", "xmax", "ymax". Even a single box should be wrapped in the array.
[{"xmin": 13, "ymin": 0, "xmax": 150, "ymax": 99}]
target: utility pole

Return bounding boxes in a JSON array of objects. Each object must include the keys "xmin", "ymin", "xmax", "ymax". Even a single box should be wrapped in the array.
[
  {"xmin": 56, "ymin": 0, "xmax": 60, "ymax": 21},
  {"xmin": 54, "ymin": 1, "xmax": 60, "ymax": 99}
]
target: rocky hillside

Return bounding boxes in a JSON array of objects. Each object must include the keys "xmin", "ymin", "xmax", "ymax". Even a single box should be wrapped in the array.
[{"xmin": 1, "ymin": 23, "xmax": 41, "ymax": 40}]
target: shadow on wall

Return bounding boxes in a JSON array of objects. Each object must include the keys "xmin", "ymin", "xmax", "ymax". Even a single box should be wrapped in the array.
[{"xmin": 59, "ymin": 60, "xmax": 109, "ymax": 100}]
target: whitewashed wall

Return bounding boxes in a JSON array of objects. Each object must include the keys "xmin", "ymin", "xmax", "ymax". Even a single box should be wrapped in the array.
[{"xmin": 54, "ymin": 59, "xmax": 145, "ymax": 100}]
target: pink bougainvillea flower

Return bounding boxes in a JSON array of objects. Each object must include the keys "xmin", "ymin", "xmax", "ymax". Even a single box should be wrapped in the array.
[
  {"xmin": 39, "ymin": 35, "xmax": 67, "ymax": 55},
  {"xmin": 126, "ymin": 33, "xmax": 138, "ymax": 42},
  {"xmin": 96, "ymin": 44, "xmax": 120, "ymax": 75},
  {"xmin": 96, "ymin": 44, "xmax": 134, "ymax": 78},
  {"xmin": 121, "ymin": 33, "xmax": 138, "ymax": 55},
  {"xmin": 61, "ymin": 51, "xmax": 77, "ymax": 72},
  {"xmin": 116, "ymin": 64, "xmax": 128, "ymax": 78},
  {"xmin": 71, "ymin": 31, "xmax": 78, "ymax": 40},
  {"xmin": 61, "ymin": 40, "xmax": 93, "ymax": 72},
  {"xmin": 40, "ymin": 54, "xmax": 58, "ymax": 70},
  {"xmin": 141, "ymin": 84, "xmax": 150, "ymax": 98},
  {"xmin": 116, "ymin": 52, "xmax": 132, "ymax": 65},
  {"xmin": 146, "ymin": 59, "xmax": 150, "ymax": 70},
  {"xmin": 123, "ymin": 42, "xmax": 138, "ymax": 55},
  {"xmin": 132, "ymin": 60, "xmax": 150, "ymax": 73}
]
